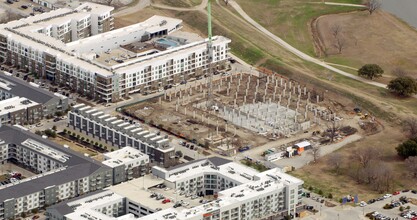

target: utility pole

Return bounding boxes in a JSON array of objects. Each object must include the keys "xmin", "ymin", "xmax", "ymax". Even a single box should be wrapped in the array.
[{"xmin": 206, "ymin": 0, "xmax": 214, "ymax": 109}]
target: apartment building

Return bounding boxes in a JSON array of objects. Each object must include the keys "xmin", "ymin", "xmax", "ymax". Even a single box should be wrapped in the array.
[
  {"xmin": 46, "ymin": 157, "xmax": 304, "ymax": 220},
  {"xmin": 0, "ymin": 73, "xmax": 68, "ymax": 119},
  {"xmin": 0, "ymin": 125, "xmax": 114, "ymax": 220},
  {"xmin": 0, "ymin": 3, "xmax": 230, "ymax": 102},
  {"xmin": 103, "ymin": 146, "xmax": 150, "ymax": 184},
  {"xmin": 68, "ymin": 104, "xmax": 176, "ymax": 167},
  {"xmin": 0, "ymin": 97, "xmax": 43, "ymax": 125}
]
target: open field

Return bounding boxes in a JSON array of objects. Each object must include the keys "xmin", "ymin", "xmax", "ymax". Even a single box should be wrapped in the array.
[{"xmin": 317, "ymin": 10, "xmax": 417, "ymax": 79}]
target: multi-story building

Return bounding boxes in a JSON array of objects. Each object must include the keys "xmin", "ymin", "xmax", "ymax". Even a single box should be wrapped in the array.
[
  {"xmin": 0, "ymin": 3, "xmax": 230, "ymax": 102},
  {"xmin": 103, "ymin": 146, "xmax": 150, "ymax": 184},
  {"xmin": 68, "ymin": 104, "xmax": 176, "ymax": 167},
  {"xmin": 0, "ymin": 73, "xmax": 68, "ymax": 120},
  {"xmin": 0, "ymin": 97, "xmax": 42, "ymax": 125},
  {"xmin": 0, "ymin": 124, "xmax": 114, "ymax": 219},
  {"xmin": 46, "ymin": 157, "xmax": 304, "ymax": 220}
]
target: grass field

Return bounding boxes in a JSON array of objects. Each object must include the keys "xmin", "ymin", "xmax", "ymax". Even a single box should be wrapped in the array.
[
  {"xmin": 152, "ymin": 0, "xmax": 202, "ymax": 7},
  {"xmin": 234, "ymin": 0, "xmax": 364, "ymax": 56}
]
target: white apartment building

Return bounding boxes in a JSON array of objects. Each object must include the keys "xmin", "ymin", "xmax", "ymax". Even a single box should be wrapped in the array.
[
  {"xmin": 103, "ymin": 146, "xmax": 150, "ymax": 184},
  {"xmin": 0, "ymin": 3, "xmax": 230, "ymax": 102},
  {"xmin": 47, "ymin": 157, "xmax": 304, "ymax": 220}
]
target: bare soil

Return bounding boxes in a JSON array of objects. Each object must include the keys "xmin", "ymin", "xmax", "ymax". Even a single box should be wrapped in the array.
[{"xmin": 316, "ymin": 10, "xmax": 417, "ymax": 80}]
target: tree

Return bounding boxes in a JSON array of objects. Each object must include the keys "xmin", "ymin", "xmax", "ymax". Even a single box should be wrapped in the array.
[
  {"xmin": 328, "ymin": 193, "xmax": 333, "ymax": 199},
  {"xmin": 387, "ymin": 76, "xmax": 417, "ymax": 97},
  {"xmin": 52, "ymin": 125, "xmax": 57, "ymax": 131},
  {"xmin": 327, "ymin": 152, "xmax": 343, "ymax": 174},
  {"xmin": 358, "ymin": 64, "xmax": 384, "ymax": 80},
  {"xmin": 333, "ymin": 36, "xmax": 346, "ymax": 54},
  {"xmin": 331, "ymin": 24, "xmax": 342, "ymax": 39},
  {"xmin": 351, "ymin": 146, "xmax": 381, "ymax": 168},
  {"xmin": 99, "ymin": 144, "xmax": 103, "ymax": 148},
  {"xmin": 95, "ymin": 142, "xmax": 99, "ymax": 146},
  {"xmin": 392, "ymin": 67, "xmax": 409, "ymax": 77},
  {"xmin": 76, "ymin": 134, "xmax": 80, "ymax": 140},
  {"xmin": 396, "ymin": 137, "xmax": 417, "ymax": 158},
  {"xmin": 63, "ymin": 128, "xmax": 67, "ymax": 133},
  {"xmin": 366, "ymin": 0, "xmax": 382, "ymax": 15},
  {"xmin": 310, "ymin": 145, "xmax": 321, "ymax": 162},
  {"xmin": 35, "ymin": 130, "xmax": 42, "ymax": 136},
  {"xmin": 403, "ymin": 117, "xmax": 417, "ymax": 139},
  {"xmin": 405, "ymin": 156, "xmax": 417, "ymax": 178}
]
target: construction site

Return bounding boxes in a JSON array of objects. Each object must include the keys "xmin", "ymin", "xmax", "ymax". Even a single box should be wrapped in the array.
[{"xmin": 122, "ymin": 69, "xmax": 356, "ymax": 152}]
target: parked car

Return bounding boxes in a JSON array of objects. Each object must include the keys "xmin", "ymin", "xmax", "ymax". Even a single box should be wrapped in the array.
[
  {"xmin": 162, "ymin": 199, "xmax": 171, "ymax": 204},
  {"xmin": 21, "ymin": 5, "xmax": 28, "ymax": 9},
  {"xmin": 238, "ymin": 146, "xmax": 250, "ymax": 152},
  {"xmin": 393, "ymin": 191, "xmax": 400, "ymax": 195}
]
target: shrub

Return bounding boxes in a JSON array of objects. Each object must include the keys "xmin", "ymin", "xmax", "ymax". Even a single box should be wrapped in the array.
[
  {"xmin": 318, "ymin": 189, "xmax": 324, "ymax": 195},
  {"xmin": 328, "ymin": 193, "xmax": 333, "ymax": 199}
]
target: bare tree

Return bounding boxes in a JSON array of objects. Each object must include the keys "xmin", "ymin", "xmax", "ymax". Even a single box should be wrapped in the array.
[
  {"xmin": 392, "ymin": 67, "xmax": 409, "ymax": 77},
  {"xmin": 373, "ymin": 164, "xmax": 394, "ymax": 192},
  {"xmin": 366, "ymin": 0, "xmax": 382, "ymax": 15},
  {"xmin": 405, "ymin": 156, "xmax": 417, "ymax": 178},
  {"xmin": 333, "ymin": 36, "xmax": 346, "ymax": 54},
  {"xmin": 310, "ymin": 144, "xmax": 321, "ymax": 163},
  {"xmin": 326, "ymin": 114, "xmax": 342, "ymax": 142},
  {"xmin": 403, "ymin": 117, "xmax": 417, "ymax": 138},
  {"xmin": 327, "ymin": 152, "xmax": 343, "ymax": 174},
  {"xmin": 350, "ymin": 146, "xmax": 381, "ymax": 168},
  {"xmin": 0, "ymin": 10, "xmax": 22, "ymax": 24},
  {"xmin": 330, "ymin": 24, "xmax": 342, "ymax": 39}
]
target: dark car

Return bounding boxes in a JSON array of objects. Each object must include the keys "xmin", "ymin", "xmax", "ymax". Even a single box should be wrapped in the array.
[
  {"xmin": 412, "ymin": 190, "xmax": 417, "ymax": 194},
  {"xmin": 368, "ymin": 199, "xmax": 376, "ymax": 204},
  {"xmin": 6, "ymin": 0, "xmax": 13, "ymax": 4},
  {"xmin": 21, "ymin": 5, "xmax": 28, "ymax": 9}
]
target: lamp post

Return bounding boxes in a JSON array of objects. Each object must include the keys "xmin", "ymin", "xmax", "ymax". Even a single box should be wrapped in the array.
[{"xmin": 320, "ymin": 204, "xmax": 322, "ymax": 216}]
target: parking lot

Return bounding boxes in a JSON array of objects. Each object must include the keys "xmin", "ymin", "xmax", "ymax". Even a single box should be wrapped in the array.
[
  {"xmin": 301, "ymin": 191, "xmax": 417, "ymax": 220},
  {"xmin": 0, "ymin": 0, "xmax": 50, "ymax": 17},
  {"xmin": 0, "ymin": 162, "xmax": 36, "ymax": 186}
]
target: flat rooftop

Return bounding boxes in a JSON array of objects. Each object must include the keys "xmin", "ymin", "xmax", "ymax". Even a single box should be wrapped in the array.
[
  {"xmin": 164, "ymin": 161, "xmax": 259, "ymax": 184},
  {"xmin": 103, "ymin": 146, "xmax": 149, "ymax": 168},
  {"xmin": 0, "ymin": 97, "xmax": 39, "ymax": 116}
]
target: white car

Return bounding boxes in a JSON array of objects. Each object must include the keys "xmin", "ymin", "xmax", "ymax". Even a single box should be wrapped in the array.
[
  {"xmin": 164, "ymin": 187, "xmax": 171, "ymax": 191},
  {"xmin": 359, "ymin": 201, "xmax": 367, "ymax": 207},
  {"xmin": 383, "ymin": 194, "xmax": 392, "ymax": 199}
]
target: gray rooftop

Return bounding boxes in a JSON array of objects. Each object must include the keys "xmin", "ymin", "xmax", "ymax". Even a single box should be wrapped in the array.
[
  {"xmin": 0, "ymin": 125, "xmax": 111, "ymax": 202},
  {"xmin": 0, "ymin": 73, "xmax": 63, "ymax": 104}
]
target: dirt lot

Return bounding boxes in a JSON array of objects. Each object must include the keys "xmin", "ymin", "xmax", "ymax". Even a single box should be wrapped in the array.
[
  {"xmin": 292, "ymin": 123, "xmax": 415, "ymax": 202},
  {"xmin": 53, "ymin": 136, "xmax": 101, "ymax": 159},
  {"xmin": 316, "ymin": 10, "xmax": 417, "ymax": 81}
]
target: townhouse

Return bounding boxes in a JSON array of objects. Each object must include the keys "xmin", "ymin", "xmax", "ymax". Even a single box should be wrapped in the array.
[{"xmin": 68, "ymin": 104, "xmax": 176, "ymax": 167}]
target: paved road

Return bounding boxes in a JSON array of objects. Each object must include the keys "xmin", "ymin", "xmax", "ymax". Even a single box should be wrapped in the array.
[
  {"xmin": 113, "ymin": 0, "xmax": 151, "ymax": 16},
  {"xmin": 151, "ymin": 0, "xmax": 209, "ymax": 11}
]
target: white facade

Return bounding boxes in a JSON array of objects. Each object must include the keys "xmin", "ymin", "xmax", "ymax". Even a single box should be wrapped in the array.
[
  {"xmin": 0, "ymin": 5, "xmax": 230, "ymax": 102},
  {"xmin": 52, "ymin": 158, "xmax": 304, "ymax": 220},
  {"xmin": 103, "ymin": 146, "xmax": 149, "ymax": 169}
]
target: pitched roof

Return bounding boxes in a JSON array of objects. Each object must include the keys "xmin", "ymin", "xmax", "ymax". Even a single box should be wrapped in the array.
[
  {"xmin": 0, "ymin": 125, "xmax": 111, "ymax": 202},
  {"xmin": 0, "ymin": 74, "xmax": 61, "ymax": 104}
]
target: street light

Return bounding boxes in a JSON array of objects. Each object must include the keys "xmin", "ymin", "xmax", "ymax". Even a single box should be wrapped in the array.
[{"xmin": 320, "ymin": 204, "xmax": 322, "ymax": 216}]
